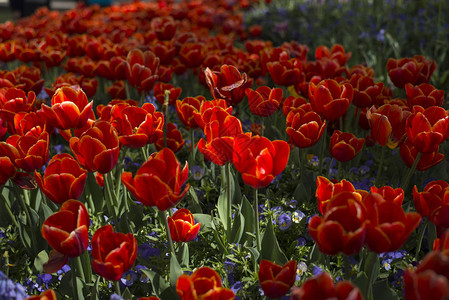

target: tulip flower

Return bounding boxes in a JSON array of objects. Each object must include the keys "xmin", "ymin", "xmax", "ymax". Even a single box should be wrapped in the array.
[
  {"xmin": 364, "ymin": 192, "xmax": 421, "ymax": 253},
  {"xmin": 267, "ymin": 57, "xmax": 304, "ymax": 87},
  {"xmin": 232, "ymin": 134, "xmax": 290, "ymax": 189},
  {"xmin": 179, "ymin": 42, "xmax": 205, "ymax": 69},
  {"xmin": 69, "ymin": 121, "xmax": 120, "ymax": 174},
  {"xmin": 26, "ymin": 289, "xmax": 57, "ymax": 300},
  {"xmin": 167, "ymin": 208, "xmax": 201, "ymax": 243},
  {"xmin": 0, "ymin": 142, "xmax": 19, "ymax": 186},
  {"xmin": 40, "ymin": 86, "xmax": 93, "ymax": 130},
  {"xmin": 153, "ymin": 82, "xmax": 182, "ymax": 106},
  {"xmin": 387, "ymin": 55, "xmax": 436, "ymax": 89},
  {"xmin": 329, "ymin": 130, "xmax": 364, "ymax": 162},
  {"xmin": 286, "ymin": 109, "xmax": 326, "ymax": 148},
  {"xmin": 91, "ymin": 225, "xmax": 137, "ymax": 281},
  {"xmin": 315, "ymin": 176, "xmax": 362, "ymax": 215},
  {"xmin": 204, "ymin": 64, "xmax": 252, "ymax": 106},
  {"xmin": 155, "ymin": 122, "xmax": 185, "ymax": 153},
  {"xmin": 176, "ymin": 266, "xmax": 235, "ymax": 300},
  {"xmin": 406, "ymin": 105, "xmax": 449, "ymax": 153},
  {"xmin": 121, "ymin": 148, "xmax": 189, "ymax": 211},
  {"xmin": 42, "ymin": 200, "xmax": 89, "ymax": 258},
  {"xmin": 366, "ymin": 103, "xmax": 411, "ymax": 148},
  {"xmin": 193, "ymin": 99, "xmax": 232, "ymax": 130},
  {"xmin": 110, "ymin": 103, "xmax": 164, "ymax": 148},
  {"xmin": 175, "ymin": 96, "xmax": 204, "ymax": 130},
  {"xmin": 349, "ymin": 74, "xmax": 384, "ymax": 108},
  {"xmin": 403, "ymin": 251, "xmax": 449, "ymax": 300},
  {"xmin": 197, "ymin": 107, "xmax": 243, "ymax": 166},
  {"xmin": 125, "ymin": 49, "xmax": 159, "ymax": 93},
  {"xmin": 35, "ymin": 154, "xmax": 87, "ymax": 204},
  {"xmin": 0, "ymin": 87, "xmax": 36, "ymax": 132},
  {"xmin": 308, "ymin": 79, "xmax": 353, "ymax": 121},
  {"xmin": 282, "ymin": 95, "xmax": 309, "ymax": 117},
  {"xmin": 6, "ymin": 131, "xmax": 49, "ymax": 172},
  {"xmin": 309, "ymin": 192, "xmax": 367, "ymax": 255},
  {"xmin": 151, "ymin": 16, "xmax": 178, "ymax": 41},
  {"xmin": 258, "ymin": 260, "xmax": 297, "ymax": 298},
  {"xmin": 399, "ymin": 139, "xmax": 444, "ymax": 172},
  {"xmin": 245, "ymin": 86, "xmax": 282, "ymax": 117},
  {"xmin": 290, "ymin": 272, "xmax": 363, "ymax": 300},
  {"xmin": 405, "ymin": 83, "xmax": 444, "ymax": 109},
  {"xmin": 315, "ymin": 44, "xmax": 351, "ymax": 66}
]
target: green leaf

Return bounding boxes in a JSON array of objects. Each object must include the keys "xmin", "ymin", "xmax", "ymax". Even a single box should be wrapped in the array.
[
  {"xmin": 34, "ymin": 250, "xmax": 48, "ymax": 273},
  {"xmin": 180, "ymin": 243, "xmax": 190, "ymax": 268},
  {"xmin": 122, "ymin": 288, "xmax": 133, "ymax": 300},
  {"xmin": 192, "ymin": 214, "xmax": 212, "ymax": 231},
  {"xmin": 86, "ymin": 172, "xmax": 104, "ymax": 212},
  {"xmin": 169, "ymin": 254, "xmax": 183, "ymax": 286},
  {"xmin": 188, "ymin": 186, "xmax": 202, "ymax": 213},
  {"xmin": 364, "ymin": 251, "xmax": 380, "ymax": 286},
  {"xmin": 39, "ymin": 203, "xmax": 54, "ymax": 221},
  {"xmin": 141, "ymin": 269, "xmax": 178, "ymax": 299},
  {"xmin": 247, "ymin": 247, "xmax": 260, "ymax": 270},
  {"xmin": 89, "ymin": 276, "xmax": 100, "ymax": 300},
  {"xmin": 352, "ymin": 271, "xmax": 369, "ymax": 298},
  {"xmin": 240, "ymin": 196, "xmax": 255, "ymax": 245},
  {"xmin": 217, "ymin": 184, "xmax": 228, "ymax": 232},
  {"xmin": 373, "ymin": 279, "xmax": 400, "ymax": 300},
  {"xmin": 261, "ymin": 217, "xmax": 287, "ymax": 265},
  {"xmin": 229, "ymin": 208, "xmax": 244, "ymax": 244}
]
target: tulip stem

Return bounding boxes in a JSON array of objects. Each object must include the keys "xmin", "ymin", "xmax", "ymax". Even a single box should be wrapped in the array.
[
  {"xmin": 415, "ymin": 220, "xmax": 427, "ymax": 260},
  {"xmin": 104, "ymin": 172, "xmax": 119, "ymax": 229},
  {"xmin": 71, "ymin": 257, "xmax": 82, "ymax": 300},
  {"xmin": 190, "ymin": 129, "xmax": 195, "ymax": 165},
  {"xmin": 226, "ymin": 163, "xmax": 232, "ymax": 243},
  {"xmin": 115, "ymin": 280, "xmax": 121, "ymax": 297},
  {"xmin": 163, "ymin": 90, "xmax": 170, "ymax": 149},
  {"xmin": 161, "ymin": 210, "xmax": 176, "ymax": 256},
  {"xmin": 254, "ymin": 188, "xmax": 261, "ymax": 252},
  {"xmin": 401, "ymin": 152, "xmax": 421, "ymax": 192},
  {"xmin": 375, "ymin": 146, "xmax": 386, "ymax": 187},
  {"xmin": 318, "ymin": 123, "xmax": 327, "ymax": 174},
  {"xmin": 0, "ymin": 192, "xmax": 18, "ymax": 228}
]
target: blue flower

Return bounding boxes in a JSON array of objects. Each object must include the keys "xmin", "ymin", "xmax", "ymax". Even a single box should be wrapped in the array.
[
  {"xmin": 296, "ymin": 237, "xmax": 306, "ymax": 247},
  {"xmin": 0, "ymin": 271, "xmax": 28, "ymax": 299},
  {"xmin": 278, "ymin": 213, "xmax": 292, "ymax": 230},
  {"xmin": 36, "ymin": 274, "xmax": 52, "ymax": 292},
  {"xmin": 311, "ymin": 265, "xmax": 323, "ymax": 276},
  {"xmin": 231, "ymin": 281, "xmax": 243, "ymax": 294},
  {"xmin": 191, "ymin": 165, "xmax": 205, "ymax": 181},
  {"xmin": 224, "ymin": 259, "xmax": 236, "ymax": 273},
  {"xmin": 110, "ymin": 293, "xmax": 124, "ymax": 300},
  {"xmin": 56, "ymin": 264, "xmax": 71, "ymax": 281},
  {"xmin": 138, "ymin": 243, "xmax": 160, "ymax": 259},
  {"xmin": 135, "ymin": 265, "xmax": 149, "ymax": 283},
  {"xmin": 54, "ymin": 144, "xmax": 65, "ymax": 154},
  {"xmin": 120, "ymin": 270, "xmax": 137, "ymax": 287}
]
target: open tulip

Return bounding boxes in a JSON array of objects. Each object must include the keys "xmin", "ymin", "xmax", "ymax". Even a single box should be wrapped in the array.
[
  {"xmin": 258, "ymin": 260, "xmax": 297, "ymax": 298},
  {"xmin": 6, "ymin": 131, "xmax": 49, "ymax": 172},
  {"xmin": 175, "ymin": 96, "xmax": 204, "ymax": 130},
  {"xmin": 35, "ymin": 153, "xmax": 87, "ymax": 204},
  {"xmin": 406, "ymin": 105, "xmax": 449, "ymax": 153},
  {"xmin": 167, "ymin": 208, "xmax": 201, "ymax": 243},
  {"xmin": 176, "ymin": 266, "xmax": 235, "ymax": 300},
  {"xmin": 155, "ymin": 122, "xmax": 184, "ymax": 153},
  {"xmin": 399, "ymin": 139, "xmax": 444, "ymax": 171},
  {"xmin": 405, "ymin": 83, "xmax": 444, "ymax": 109},
  {"xmin": 233, "ymin": 134, "xmax": 290, "ymax": 189},
  {"xmin": 308, "ymin": 79, "xmax": 353, "ymax": 121},
  {"xmin": 40, "ymin": 86, "xmax": 93, "ymax": 130},
  {"xmin": 121, "ymin": 148, "xmax": 189, "ymax": 211},
  {"xmin": 91, "ymin": 225, "xmax": 137, "ymax": 281},
  {"xmin": 42, "ymin": 200, "xmax": 89, "ymax": 258},
  {"xmin": 387, "ymin": 55, "xmax": 436, "ymax": 89},
  {"xmin": 315, "ymin": 176, "xmax": 361, "ymax": 215},
  {"xmin": 245, "ymin": 86, "xmax": 282, "ymax": 117},
  {"xmin": 309, "ymin": 192, "xmax": 367, "ymax": 255},
  {"xmin": 69, "ymin": 121, "xmax": 120, "ymax": 174},
  {"xmin": 286, "ymin": 109, "xmax": 326, "ymax": 149},
  {"xmin": 290, "ymin": 272, "xmax": 363, "ymax": 300}
]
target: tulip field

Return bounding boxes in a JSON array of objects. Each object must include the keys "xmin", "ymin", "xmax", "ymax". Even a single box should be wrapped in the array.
[{"xmin": 0, "ymin": 0, "xmax": 449, "ymax": 299}]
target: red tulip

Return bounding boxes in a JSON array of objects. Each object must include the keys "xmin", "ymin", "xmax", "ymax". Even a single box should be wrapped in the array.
[
  {"xmin": 151, "ymin": 16, "xmax": 178, "ymax": 41},
  {"xmin": 315, "ymin": 44, "xmax": 351, "ymax": 66},
  {"xmin": 205, "ymin": 64, "xmax": 253, "ymax": 106},
  {"xmin": 193, "ymin": 99, "xmax": 232, "ymax": 130},
  {"xmin": 406, "ymin": 106, "xmax": 449, "ymax": 153},
  {"xmin": 387, "ymin": 55, "xmax": 436, "ymax": 88},
  {"xmin": 176, "ymin": 266, "xmax": 235, "ymax": 300},
  {"xmin": 308, "ymin": 192, "xmax": 367, "ymax": 255},
  {"xmin": 245, "ymin": 86, "xmax": 282, "ymax": 117},
  {"xmin": 0, "ymin": 141, "xmax": 19, "ymax": 186},
  {"xmin": 42, "ymin": 200, "xmax": 89, "ymax": 258},
  {"xmin": 179, "ymin": 43, "xmax": 205, "ymax": 69},
  {"xmin": 91, "ymin": 225, "xmax": 137, "ymax": 281},
  {"xmin": 282, "ymin": 95, "xmax": 309, "ymax": 117},
  {"xmin": 110, "ymin": 103, "xmax": 164, "ymax": 148},
  {"xmin": 349, "ymin": 74, "xmax": 384, "ymax": 108},
  {"xmin": 153, "ymin": 82, "xmax": 182, "ymax": 106},
  {"xmin": 233, "ymin": 134, "xmax": 290, "ymax": 189},
  {"xmin": 35, "ymin": 154, "xmax": 87, "ymax": 204},
  {"xmin": 26, "ymin": 289, "xmax": 57, "ymax": 300},
  {"xmin": 364, "ymin": 191, "xmax": 421, "ymax": 253},
  {"xmin": 167, "ymin": 208, "xmax": 201, "ymax": 243},
  {"xmin": 125, "ymin": 49, "xmax": 159, "ymax": 93},
  {"xmin": 366, "ymin": 103, "xmax": 411, "ymax": 148},
  {"xmin": 403, "ymin": 251, "xmax": 449, "ymax": 300},
  {"xmin": 121, "ymin": 148, "xmax": 189, "ymax": 211},
  {"xmin": 0, "ymin": 87, "xmax": 36, "ymax": 133},
  {"xmin": 267, "ymin": 57, "xmax": 304, "ymax": 87},
  {"xmin": 329, "ymin": 130, "xmax": 364, "ymax": 162},
  {"xmin": 40, "ymin": 86, "xmax": 93, "ymax": 130},
  {"xmin": 315, "ymin": 176, "xmax": 361, "ymax": 215},
  {"xmin": 69, "ymin": 121, "xmax": 120, "ymax": 174},
  {"xmin": 7, "ymin": 131, "xmax": 49, "ymax": 172},
  {"xmin": 175, "ymin": 96, "xmax": 204, "ymax": 130},
  {"xmin": 258, "ymin": 260, "xmax": 297, "ymax": 298},
  {"xmin": 197, "ymin": 107, "xmax": 243, "ymax": 166},
  {"xmin": 405, "ymin": 83, "xmax": 444, "ymax": 109},
  {"xmin": 399, "ymin": 139, "xmax": 444, "ymax": 171},
  {"xmin": 286, "ymin": 109, "xmax": 326, "ymax": 148},
  {"xmin": 308, "ymin": 79, "xmax": 353, "ymax": 121},
  {"xmin": 290, "ymin": 272, "xmax": 363, "ymax": 300},
  {"xmin": 155, "ymin": 122, "xmax": 185, "ymax": 153}
]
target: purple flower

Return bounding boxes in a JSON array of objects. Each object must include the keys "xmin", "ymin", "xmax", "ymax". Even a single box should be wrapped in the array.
[
  {"xmin": 120, "ymin": 270, "xmax": 137, "ymax": 287},
  {"xmin": 224, "ymin": 259, "xmax": 236, "ymax": 273},
  {"xmin": 138, "ymin": 243, "xmax": 160, "ymax": 259},
  {"xmin": 311, "ymin": 265, "xmax": 323, "ymax": 276},
  {"xmin": 191, "ymin": 165, "xmax": 205, "ymax": 181},
  {"xmin": 36, "ymin": 274, "xmax": 52, "ymax": 292},
  {"xmin": 231, "ymin": 281, "xmax": 243, "ymax": 295},
  {"xmin": 278, "ymin": 213, "xmax": 292, "ymax": 230},
  {"xmin": 135, "ymin": 265, "xmax": 149, "ymax": 283}
]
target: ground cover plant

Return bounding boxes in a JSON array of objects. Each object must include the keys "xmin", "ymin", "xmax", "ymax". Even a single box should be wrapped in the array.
[{"xmin": 0, "ymin": 0, "xmax": 448, "ymax": 299}]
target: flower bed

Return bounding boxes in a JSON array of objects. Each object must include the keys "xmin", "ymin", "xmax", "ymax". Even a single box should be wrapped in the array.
[{"xmin": 0, "ymin": 0, "xmax": 448, "ymax": 299}]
